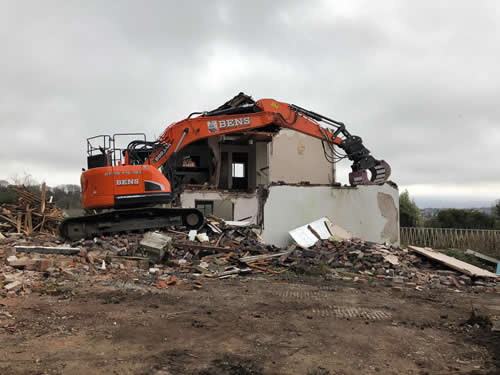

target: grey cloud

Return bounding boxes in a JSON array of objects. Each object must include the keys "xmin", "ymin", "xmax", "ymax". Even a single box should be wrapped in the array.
[{"xmin": 1, "ymin": 0, "xmax": 499, "ymax": 197}]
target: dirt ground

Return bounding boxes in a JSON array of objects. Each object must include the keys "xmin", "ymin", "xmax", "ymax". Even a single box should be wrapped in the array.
[{"xmin": 0, "ymin": 275, "xmax": 499, "ymax": 375}]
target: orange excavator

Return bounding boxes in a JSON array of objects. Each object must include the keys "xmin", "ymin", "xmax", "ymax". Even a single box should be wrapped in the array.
[{"xmin": 60, "ymin": 93, "xmax": 390, "ymax": 240}]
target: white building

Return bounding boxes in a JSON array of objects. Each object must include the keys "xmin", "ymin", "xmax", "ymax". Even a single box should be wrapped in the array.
[{"xmin": 175, "ymin": 127, "xmax": 399, "ymax": 248}]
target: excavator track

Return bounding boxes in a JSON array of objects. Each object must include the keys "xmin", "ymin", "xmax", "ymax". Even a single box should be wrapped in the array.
[{"xmin": 59, "ymin": 207, "xmax": 204, "ymax": 241}]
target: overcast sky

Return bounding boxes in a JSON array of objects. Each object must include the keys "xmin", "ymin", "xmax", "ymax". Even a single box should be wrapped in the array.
[{"xmin": 1, "ymin": 1, "xmax": 499, "ymax": 208}]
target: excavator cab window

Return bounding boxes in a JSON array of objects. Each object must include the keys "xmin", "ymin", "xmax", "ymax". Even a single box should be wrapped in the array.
[{"xmin": 87, "ymin": 153, "xmax": 110, "ymax": 169}]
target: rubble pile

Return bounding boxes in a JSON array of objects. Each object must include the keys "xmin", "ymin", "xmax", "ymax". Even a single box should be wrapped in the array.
[
  {"xmin": 288, "ymin": 238, "xmax": 498, "ymax": 290},
  {"xmin": 0, "ymin": 185, "xmax": 63, "ymax": 236},
  {"xmin": 0, "ymin": 216, "xmax": 498, "ymax": 298}
]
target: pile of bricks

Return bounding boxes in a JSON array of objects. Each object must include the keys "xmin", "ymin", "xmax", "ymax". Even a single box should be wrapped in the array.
[
  {"xmin": 0, "ymin": 219, "xmax": 498, "ymax": 298},
  {"xmin": 288, "ymin": 238, "xmax": 498, "ymax": 291}
]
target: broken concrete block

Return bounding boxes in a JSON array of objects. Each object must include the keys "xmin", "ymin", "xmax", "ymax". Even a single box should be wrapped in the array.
[
  {"xmin": 5, "ymin": 280, "xmax": 22, "ymax": 292},
  {"xmin": 328, "ymin": 235, "xmax": 343, "ymax": 243},
  {"xmin": 188, "ymin": 230, "xmax": 197, "ymax": 241},
  {"xmin": 325, "ymin": 221, "xmax": 352, "ymax": 240},
  {"xmin": 140, "ymin": 231, "xmax": 172, "ymax": 262},
  {"xmin": 35, "ymin": 259, "xmax": 52, "ymax": 272},
  {"xmin": 196, "ymin": 233, "xmax": 209, "ymax": 243},
  {"xmin": 4, "ymin": 273, "xmax": 22, "ymax": 283},
  {"xmin": 1, "ymin": 248, "xmax": 16, "ymax": 258},
  {"xmin": 492, "ymin": 320, "xmax": 500, "ymax": 332},
  {"xmin": 7, "ymin": 256, "xmax": 36, "ymax": 269}
]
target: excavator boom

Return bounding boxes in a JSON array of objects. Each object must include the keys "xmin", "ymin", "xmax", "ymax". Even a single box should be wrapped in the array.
[{"xmin": 144, "ymin": 96, "xmax": 390, "ymax": 186}]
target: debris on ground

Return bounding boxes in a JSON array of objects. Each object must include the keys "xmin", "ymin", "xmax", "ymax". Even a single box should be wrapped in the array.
[
  {"xmin": 409, "ymin": 246, "xmax": 498, "ymax": 278},
  {"xmin": 0, "ymin": 214, "xmax": 498, "ymax": 298}
]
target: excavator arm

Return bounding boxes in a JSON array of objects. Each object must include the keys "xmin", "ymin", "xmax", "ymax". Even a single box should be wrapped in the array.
[{"xmin": 141, "ymin": 95, "xmax": 390, "ymax": 186}]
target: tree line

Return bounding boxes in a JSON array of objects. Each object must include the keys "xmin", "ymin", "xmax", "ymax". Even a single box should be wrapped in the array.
[{"xmin": 400, "ymin": 190, "xmax": 500, "ymax": 230}]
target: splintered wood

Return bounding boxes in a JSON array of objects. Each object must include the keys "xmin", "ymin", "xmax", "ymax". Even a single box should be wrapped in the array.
[{"xmin": 0, "ymin": 185, "xmax": 64, "ymax": 236}]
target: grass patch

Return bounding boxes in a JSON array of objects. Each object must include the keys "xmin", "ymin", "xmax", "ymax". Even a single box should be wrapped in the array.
[{"xmin": 443, "ymin": 248, "xmax": 495, "ymax": 272}]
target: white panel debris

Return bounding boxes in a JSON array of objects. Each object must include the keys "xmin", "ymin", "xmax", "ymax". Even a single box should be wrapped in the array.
[
  {"xmin": 224, "ymin": 220, "xmax": 251, "ymax": 227},
  {"xmin": 289, "ymin": 217, "xmax": 335, "ymax": 248}
]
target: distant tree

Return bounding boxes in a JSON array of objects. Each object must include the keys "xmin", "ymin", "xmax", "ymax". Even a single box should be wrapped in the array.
[
  {"xmin": 495, "ymin": 199, "xmax": 500, "ymax": 218},
  {"xmin": 427, "ymin": 208, "xmax": 496, "ymax": 229},
  {"xmin": 9, "ymin": 172, "xmax": 37, "ymax": 187},
  {"xmin": 399, "ymin": 190, "xmax": 422, "ymax": 227},
  {"xmin": 49, "ymin": 184, "xmax": 82, "ymax": 209},
  {"xmin": 0, "ymin": 186, "xmax": 16, "ymax": 204}
]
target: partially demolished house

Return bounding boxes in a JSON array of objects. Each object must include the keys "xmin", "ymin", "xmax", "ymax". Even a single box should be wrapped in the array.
[{"xmin": 173, "ymin": 94, "xmax": 399, "ymax": 247}]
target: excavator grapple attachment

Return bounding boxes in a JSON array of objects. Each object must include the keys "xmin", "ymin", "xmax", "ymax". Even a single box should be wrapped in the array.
[
  {"xmin": 370, "ymin": 160, "xmax": 391, "ymax": 185},
  {"xmin": 349, "ymin": 160, "xmax": 391, "ymax": 186},
  {"xmin": 349, "ymin": 170, "xmax": 369, "ymax": 186}
]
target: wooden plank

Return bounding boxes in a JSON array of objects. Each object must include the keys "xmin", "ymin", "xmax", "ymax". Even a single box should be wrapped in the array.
[
  {"xmin": 14, "ymin": 245, "xmax": 80, "ymax": 255},
  {"xmin": 173, "ymin": 242, "xmax": 269, "ymax": 254},
  {"xmin": 41, "ymin": 182, "xmax": 46, "ymax": 213},
  {"xmin": 215, "ymin": 233, "xmax": 224, "ymax": 247},
  {"xmin": 167, "ymin": 229, "xmax": 188, "ymax": 236},
  {"xmin": 108, "ymin": 255, "xmax": 148, "ymax": 260},
  {"xmin": 23, "ymin": 206, "xmax": 29, "ymax": 234},
  {"xmin": 0, "ymin": 214, "xmax": 18, "ymax": 228},
  {"xmin": 17, "ymin": 214, "xmax": 22, "ymax": 233},
  {"xmin": 173, "ymin": 242, "xmax": 234, "ymax": 253},
  {"xmin": 39, "ymin": 215, "xmax": 46, "ymax": 232},
  {"xmin": 26, "ymin": 206, "xmax": 33, "ymax": 235},
  {"xmin": 248, "ymin": 264, "xmax": 281, "ymax": 274},
  {"xmin": 408, "ymin": 246, "xmax": 498, "ymax": 278},
  {"xmin": 239, "ymin": 250, "xmax": 292, "ymax": 264}
]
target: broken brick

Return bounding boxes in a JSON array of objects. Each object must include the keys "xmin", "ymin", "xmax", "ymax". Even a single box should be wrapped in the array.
[
  {"xmin": 4, "ymin": 280, "xmax": 22, "ymax": 292},
  {"xmin": 152, "ymin": 280, "xmax": 168, "ymax": 289}
]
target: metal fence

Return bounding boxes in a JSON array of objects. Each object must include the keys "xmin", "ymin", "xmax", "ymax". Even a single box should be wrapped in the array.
[{"xmin": 400, "ymin": 227, "xmax": 500, "ymax": 257}]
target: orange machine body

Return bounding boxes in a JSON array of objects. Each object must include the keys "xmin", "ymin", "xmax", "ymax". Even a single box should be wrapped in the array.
[
  {"xmin": 81, "ymin": 164, "xmax": 171, "ymax": 209},
  {"xmin": 80, "ymin": 95, "xmax": 390, "ymax": 210}
]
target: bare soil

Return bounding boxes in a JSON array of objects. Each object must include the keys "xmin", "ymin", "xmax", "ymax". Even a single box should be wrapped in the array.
[{"xmin": 0, "ymin": 275, "xmax": 499, "ymax": 375}]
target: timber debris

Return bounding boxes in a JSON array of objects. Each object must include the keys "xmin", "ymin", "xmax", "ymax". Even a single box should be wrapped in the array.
[
  {"xmin": 0, "ymin": 185, "xmax": 63, "ymax": 236},
  {"xmin": 0, "ymin": 215, "xmax": 498, "ymax": 298}
]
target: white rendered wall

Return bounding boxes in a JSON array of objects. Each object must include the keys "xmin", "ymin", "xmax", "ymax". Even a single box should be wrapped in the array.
[
  {"xmin": 261, "ymin": 184, "xmax": 399, "ymax": 247},
  {"xmin": 180, "ymin": 191, "xmax": 259, "ymax": 223}
]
